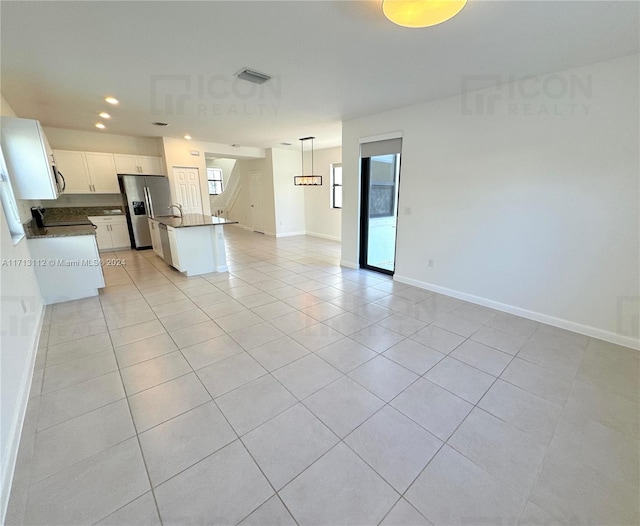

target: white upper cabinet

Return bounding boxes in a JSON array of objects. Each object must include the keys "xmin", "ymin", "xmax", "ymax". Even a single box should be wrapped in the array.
[
  {"xmin": 113, "ymin": 154, "xmax": 138, "ymax": 174},
  {"xmin": 53, "ymin": 150, "xmax": 90, "ymax": 193},
  {"xmin": 138, "ymin": 155, "xmax": 164, "ymax": 175},
  {"xmin": 85, "ymin": 153, "xmax": 120, "ymax": 193},
  {"xmin": 0, "ymin": 117, "xmax": 61, "ymax": 199},
  {"xmin": 114, "ymin": 154, "xmax": 164, "ymax": 175},
  {"xmin": 53, "ymin": 150, "xmax": 119, "ymax": 194}
]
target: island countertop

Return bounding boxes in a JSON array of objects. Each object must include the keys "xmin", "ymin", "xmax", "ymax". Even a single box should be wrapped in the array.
[{"xmin": 152, "ymin": 214, "xmax": 238, "ymax": 228}]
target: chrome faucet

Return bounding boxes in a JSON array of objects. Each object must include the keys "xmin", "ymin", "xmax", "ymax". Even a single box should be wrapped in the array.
[{"xmin": 168, "ymin": 204, "xmax": 183, "ymax": 218}]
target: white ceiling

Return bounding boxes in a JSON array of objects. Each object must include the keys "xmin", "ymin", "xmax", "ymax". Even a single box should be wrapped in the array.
[{"xmin": 2, "ymin": 1, "xmax": 638, "ymax": 150}]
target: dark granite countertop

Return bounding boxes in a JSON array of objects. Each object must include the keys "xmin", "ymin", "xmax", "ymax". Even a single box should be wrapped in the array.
[
  {"xmin": 152, "ymin": 214, "xmax": 238, "ymax": 228},
  {"xmin": 25, "ymin": 222, "xmax": 97, "ymax": 239}
]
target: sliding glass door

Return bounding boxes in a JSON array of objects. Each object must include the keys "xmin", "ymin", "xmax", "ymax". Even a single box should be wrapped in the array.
[{"xmin": 360, "ymin": 148, "xmax": 401, "ymax": 274}]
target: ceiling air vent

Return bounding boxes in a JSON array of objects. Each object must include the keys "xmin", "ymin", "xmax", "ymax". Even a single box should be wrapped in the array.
[
  {"xmin": 235, "ymin": 68, "xmax": 272, "ymax": 85},
  {"xmin": 152, "ymin": 122, "xmax": 169, "ymax": 127}
]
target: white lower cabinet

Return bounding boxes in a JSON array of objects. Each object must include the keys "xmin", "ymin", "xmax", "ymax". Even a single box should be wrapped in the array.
[
  {"xmin": 167, "ymin": 226, "xmax": 182, "ymax": 271},
  {"xmin": 27, "ymin": 235, "xmax": 105, "ymax": 304},
  {"xmin": 148, "ymin": 218, "xmax": 163, "ymax": 258},
  {"xmin": 88, "ymin": 216, "xmax": 130, "ymax": 251},
  {"xmin": 160, "ymin": 224, "xmax": 229, "ymax": 276}
]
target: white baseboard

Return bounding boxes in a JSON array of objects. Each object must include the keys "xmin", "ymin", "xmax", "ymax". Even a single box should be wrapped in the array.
[
  {"xmin": 340, "ymin": 260, "xmax": 359, "ymax": 269},
  {"xmin": 1, "ymin": 304, "xmax": 46, "ymax": 523},
  {"xmin": 275, "ymin": 231, "xmax": 306, "ymax": 238},
  {"xmin": 306, "ymin": 231, "xmax": 342, "ymax": 242},
  {"xmin": 394, "ymin": 274, "xmax": 640, "ymax": 351}
]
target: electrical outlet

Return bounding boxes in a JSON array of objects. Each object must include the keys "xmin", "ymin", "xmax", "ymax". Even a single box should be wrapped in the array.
[{"xmin": 428, "ymin": 259, "xmax": 434, "ymax": 268}]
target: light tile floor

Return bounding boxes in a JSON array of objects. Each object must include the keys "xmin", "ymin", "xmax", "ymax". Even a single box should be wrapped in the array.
[{"xmin": 7, "ymin": 227, "xmax": 640, "ymax": 525}]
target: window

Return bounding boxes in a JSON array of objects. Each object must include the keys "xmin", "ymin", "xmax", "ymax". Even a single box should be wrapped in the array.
[
  {"xmin": 331, "ymin": 163, "xmax": 342, "ymax": 209},
  {"xmin": 207, "ymin": 168, "xmax": 224, "ymax": 195},
  {"xmin": 0, "ymin": 146, "xmax": 24, "ymax": 244}
]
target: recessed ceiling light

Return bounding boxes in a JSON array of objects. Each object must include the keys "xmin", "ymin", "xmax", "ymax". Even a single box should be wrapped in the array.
[
  {"xmin": 231, "ymin": 144, "xmax": 240, "ymax": 148},
  {"xmin": 95, "ymin": 123, "xmax": 106, "ymax": 129},
  {"xmin": 105, "ymin": 96, "xmax": 119, "ymax": 105},
  {"xmin": 184, "ymin": 135, "xmax": 192, "ymax": 140},
  {"xmin": 99, "ymin": 112, "xmax": 111, "ymax": 119}
]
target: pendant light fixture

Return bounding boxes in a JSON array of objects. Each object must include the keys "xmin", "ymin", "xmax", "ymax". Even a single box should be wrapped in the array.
[
  {"xmin": 294, "ymin": 136, "xmax": 322, "ymax": 186},
  {"xmin": 382, "ymin": 0, "xmax": 467, "ymax": 28}
]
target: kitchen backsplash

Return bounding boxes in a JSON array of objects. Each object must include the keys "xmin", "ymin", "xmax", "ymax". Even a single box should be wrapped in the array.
[
  {"xmin": 38, "ymin": 193, "xmax": 123, "ymax": 208},
  {"xmin": 44, "ymin": 206, "xmax": 124, "ymax": 221}
]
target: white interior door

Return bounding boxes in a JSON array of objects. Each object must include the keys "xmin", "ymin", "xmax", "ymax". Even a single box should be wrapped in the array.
[
  {"xmin": 172, "ymin": 167, "xmax": 203, "ymax": 215},
  {"xmin": 249, "ymin": 171, "xmax": 264, "ymax": 233}
]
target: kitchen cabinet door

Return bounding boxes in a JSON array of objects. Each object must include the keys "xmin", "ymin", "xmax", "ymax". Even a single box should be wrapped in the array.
[
  {"xmin": 109, "ymin": 222, "xmax": 131, "ymax": 249},
  {"xmin": 28, "ymin": 235, "xmax": 105, "ymax": 304},
  {"xmin": 1, "ymin": 117, "xmax": 60, "ymax": 199},
  {"xmin": 93, "ymin": 222, "xmax": 113, "ymax": 250},
  {"xmin": 113, "ymin": 154, "xmax": 139, "ymax": 174},
  {"xmin": 53, "ymin": 150, "xmax": 91, "ymax": 194},
  {"xmin": 90, "ymin": 216, "xmax": 129, "ymax": 250},
  {"xmin": 167, "ymin": 227, "xmax": 182, "ymax": 271},
  {"xmin": 138, "ymin": 155, "xmax": 164, "ymax": 175},
  {"xmin": 85, "ymin": 153, "xmax": 119, "ymax": 193},
  {"xmin": 148, "ymin": 219, "xmax": 163, "ymax": 258}
]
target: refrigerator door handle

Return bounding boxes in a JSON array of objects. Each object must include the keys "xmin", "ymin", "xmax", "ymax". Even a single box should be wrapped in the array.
[{"xmin": 144, "ymin": 185, "xmax": 154, "ymax": 217}]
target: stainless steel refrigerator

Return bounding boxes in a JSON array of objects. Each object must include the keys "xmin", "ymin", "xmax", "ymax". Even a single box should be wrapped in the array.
[{"xmin": 119, "ymin": 175, "xmax": 172, "ymax": 249}]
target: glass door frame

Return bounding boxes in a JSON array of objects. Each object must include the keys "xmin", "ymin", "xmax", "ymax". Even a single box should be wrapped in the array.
[{"xmin": 359, "ymin": 154, "xmax": 401, "ymax": 276}]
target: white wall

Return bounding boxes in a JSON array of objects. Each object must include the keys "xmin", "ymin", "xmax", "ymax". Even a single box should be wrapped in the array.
[
  {"xmin": 304, "ymin": 146, "xmax": 342, "ymax": 240},
  {"xmin": 228, "ymin": 150, "xmax": 306, "ymax": 237},
  {"xmin": 206, "ymin": 158, "xmax": 236, "ymax": 187},
  {"xmin": 342, "ymin": 54, "xmax": 639, "ymax": 348},
  {"xmin": 39, "ymin": 193, "xmax": 123, "ymax": 209},
  {"xmin": 43, "ymin": 127, "xmax": 163, "ymax": 156},
  {"xmin": 207, "ymin": 158, "xmax": 237, "ymax": 214},
  {"xmin": 228, "ymin": 157, "xmax": 272, "ymax": 230},
  {"xmin": 0, "ymin": 96, "xmax": 45, "ymax": 522},
  {"xmin": 271, "ymin": 148, "xmax": 306, "ymax": 236},
  {"xmin": 162, "ymin": 137, "xmax": 265, "ymax": 217}
]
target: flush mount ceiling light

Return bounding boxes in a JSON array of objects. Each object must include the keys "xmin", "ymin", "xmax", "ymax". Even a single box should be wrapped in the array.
[
  {"xmin": 104, "ymin": 96, "xmax": 119, "ymax": 105},
  {"xmin": 95, "ymin": 122, "xmax": 106, "ymax": 129},
  {"xmin": 235, "ymin": 68, "xmax": 272, "ymax": 85},
  {"xmin": 294, "ymin": 137, "xmax": 322, "ymax": 186},
  {"xmin": 184, "ymin": 134, "xmax": 192, "ymax": 140},
  {"xmin": 99, "ymin": 112, "xmax": 111, "ymax": 119},
  {"xmin": 382, "ymin": 0, "xmax": 466, "ymax": 28}
]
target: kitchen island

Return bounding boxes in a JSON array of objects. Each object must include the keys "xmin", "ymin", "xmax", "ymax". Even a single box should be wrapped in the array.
[{"xmin": 148, "ymin": 214, "xmax": 237, "ymax": 276}]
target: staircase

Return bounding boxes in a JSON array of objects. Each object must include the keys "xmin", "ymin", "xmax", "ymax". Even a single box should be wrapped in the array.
[{"xmin": 210, "ymin": 166, "xmax": 241, "ymax": 219}]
